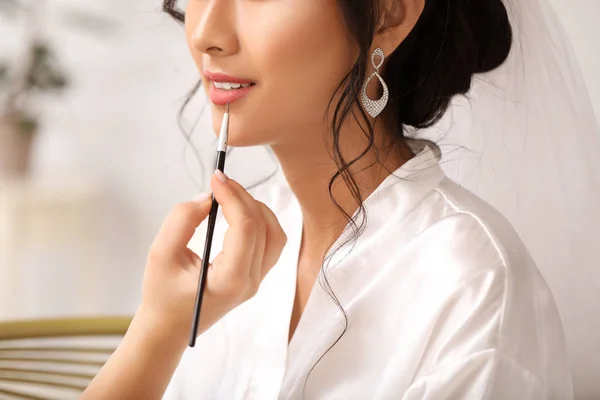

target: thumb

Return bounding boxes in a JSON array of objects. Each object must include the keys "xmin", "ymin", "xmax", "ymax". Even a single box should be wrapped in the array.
[{"xmin": 152, "ymin": 193, "xmax": 214, "ymax": 256}]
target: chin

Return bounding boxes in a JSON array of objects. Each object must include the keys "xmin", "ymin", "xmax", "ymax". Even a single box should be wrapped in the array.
[{"xmin": 211, "ymin": 118, "xmax": 271, "ymax": 148}]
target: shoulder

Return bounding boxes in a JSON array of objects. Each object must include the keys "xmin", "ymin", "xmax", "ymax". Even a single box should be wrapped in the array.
[
  {"xmin": 397, "ymin": 177, "xmax": 572, "ymax": 394},
  {"xmin": 388, "ymin": 174, "xmax": 560, "ymax": 339},
  {"xmin": 404, "ymin": 176, "xmax": 566, "ymax": 343},
  {"xmin": 409, "ymin": 176, "xmax": 539, "ymax": 279}
]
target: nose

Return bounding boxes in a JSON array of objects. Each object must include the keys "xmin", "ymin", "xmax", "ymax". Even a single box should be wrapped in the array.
[{"xmin": 190, "ymin": 0, "xmax": 239, "ymax": 57}]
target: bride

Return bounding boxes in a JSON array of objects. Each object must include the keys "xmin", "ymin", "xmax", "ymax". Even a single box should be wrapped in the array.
[{"xmin": 81, "ymin": 0, "xmax": 599, "ymax": 398}]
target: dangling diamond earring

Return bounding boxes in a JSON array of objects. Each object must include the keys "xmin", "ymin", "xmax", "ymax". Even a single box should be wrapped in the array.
[{"xmin": 361, "ymin": 47, "xmax": 389, "ymax": 118}]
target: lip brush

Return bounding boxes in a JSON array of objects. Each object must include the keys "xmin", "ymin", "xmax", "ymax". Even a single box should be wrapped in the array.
[{"xmin": 189, "ymin": 101, "xmax": 230, "ymax": 347}]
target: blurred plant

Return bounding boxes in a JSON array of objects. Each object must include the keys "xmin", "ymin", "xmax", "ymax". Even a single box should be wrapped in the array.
[
  {"xmin": 0, "ymin": 41, "xmax": 68, "ymax": 135},
  {"xmin": 0, "ymin": 0, "xmax": 117, "ymax": 136}
]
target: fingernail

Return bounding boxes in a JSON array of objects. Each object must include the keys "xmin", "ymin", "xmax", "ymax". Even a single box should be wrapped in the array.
[
  {"xmin": 193, "ymin": 191, "xmax": 212, "ymax": 204},
  {"xmin": 214, "ymin": 170, "xmax": 228, "ymax": 183}
]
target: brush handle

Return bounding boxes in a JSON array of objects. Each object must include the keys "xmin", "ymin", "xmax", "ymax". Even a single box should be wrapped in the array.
[{"xmin": 189, "ymin": 150, "xmax": 227, "ymax": 347}]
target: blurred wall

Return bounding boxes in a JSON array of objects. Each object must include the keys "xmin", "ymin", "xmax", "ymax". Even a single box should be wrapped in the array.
[{"xmin": 549, "ymin": 0, "xmax": 600, "ymax": 123}]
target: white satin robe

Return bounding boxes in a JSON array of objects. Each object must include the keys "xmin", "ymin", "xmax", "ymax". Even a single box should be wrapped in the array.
[{"xmin": 163, "ymin": 142, "xmax": 573, "ymax": 399}]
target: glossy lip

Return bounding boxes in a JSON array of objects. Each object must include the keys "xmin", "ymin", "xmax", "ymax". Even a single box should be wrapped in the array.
[
  {"xmin": 203, "ymin": 70, "xmax": 255, "ymax": 84},
  {"xmin": 204, "ymin": 70, "xmax": 256, "ymax": 106},
  {"xmin": 209, "ymin": 84, "xmax": 255, "ymax": 105}
]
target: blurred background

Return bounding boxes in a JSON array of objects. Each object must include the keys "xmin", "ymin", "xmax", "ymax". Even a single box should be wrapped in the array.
[
  {"xmin": 0, "ymin": 0, "xmax": 598, "ymax": 398},
  {"xmin": 0, "ymin": 0, "xmax": 277, "ymax": 321},
  {"xmin": 0, "ymin": 0, "xmax": 275, "ymax": 397}
]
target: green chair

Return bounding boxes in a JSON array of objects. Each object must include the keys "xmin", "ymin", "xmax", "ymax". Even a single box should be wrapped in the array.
[{"xmin": 0, "ymin": 317, "xmax": 132, "ymax": 400}]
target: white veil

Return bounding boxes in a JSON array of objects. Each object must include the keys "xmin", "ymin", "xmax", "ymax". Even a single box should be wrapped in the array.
[{"xmin": 417, "ymin": 0, "xmax": 600, "ymax": 397}]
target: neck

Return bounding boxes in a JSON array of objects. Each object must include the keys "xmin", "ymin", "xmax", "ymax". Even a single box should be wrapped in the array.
[{"xmin": 270, "ymin": 120, "xmax": 413, "ymax": 259}]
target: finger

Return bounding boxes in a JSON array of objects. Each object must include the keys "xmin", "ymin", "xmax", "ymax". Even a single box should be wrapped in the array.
[
  {"xmin": 217, "ymin": 174, "xmax": 262, "ymax": 213},
  {"xmin": 248, "ymin": 208, "xmax": 267, "ymax": 284},
  {"xmin": 210, "ymin": 173, "xmax": 263, "ymax": 278},
  {"xmin": 222, "ymin": 179, "xmax": 270, "ymax": 283},
  {"xmin": 256, "ymin": 201, "xmax": 288, "ymax": 280},
  {"xmin": 151, "ymin": 196, "xmax": 213, "ymax": 258},
  {"xmin": 222, "ymin": 176, "xmax": 287, "ymax": 282}
]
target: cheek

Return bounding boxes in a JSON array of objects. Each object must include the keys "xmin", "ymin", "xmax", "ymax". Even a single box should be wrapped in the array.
[
  {"xmin": 185, "ymin": 0, "xmax": 357, "ymax": 147},
  {"xmin": 241, "ymin": 1, "xmax": 356, "ymax": 125}
]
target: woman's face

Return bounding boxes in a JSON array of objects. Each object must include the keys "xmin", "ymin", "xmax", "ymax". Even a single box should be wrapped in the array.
[{"xmin": 185, "ymin": 0, "xmax": 358, "ymax": 148}]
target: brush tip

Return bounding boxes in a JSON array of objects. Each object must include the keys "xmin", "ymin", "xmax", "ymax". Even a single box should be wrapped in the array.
[{"xmin": 226, "ymin": 102, "xmax": 230, "ymax": 113}]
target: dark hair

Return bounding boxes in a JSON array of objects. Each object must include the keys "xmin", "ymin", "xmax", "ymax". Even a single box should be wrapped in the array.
[{"xmin": 163, "ymin": 0, "xmax": 512, "ymax": 392}]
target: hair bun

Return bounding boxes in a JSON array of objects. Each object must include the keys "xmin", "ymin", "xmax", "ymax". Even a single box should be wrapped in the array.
[
  {"xmin": 468, "ymin": 0, "xmax": 513, "ymax": 73},
  {"xmin": 383, "ymin": 0, "xmax": 513, "ymax": 128}
]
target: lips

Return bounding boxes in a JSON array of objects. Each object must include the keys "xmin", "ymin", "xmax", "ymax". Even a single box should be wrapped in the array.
[
  {"xmin": 203, "ymin": 70, "xmax": 256, "ymax": 105},
  {"xmin": 209, "ymin": 84, "xmax": 255, "ymax": 105},
  {"xmin": 204, "ymin": 71, "xmax": 255, "ymax": 85}
]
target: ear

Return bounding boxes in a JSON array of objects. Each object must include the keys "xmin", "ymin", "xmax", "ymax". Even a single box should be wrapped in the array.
[{"xmin": 373, "ymin": 0, "xmax": 425, "ymax": 58}]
